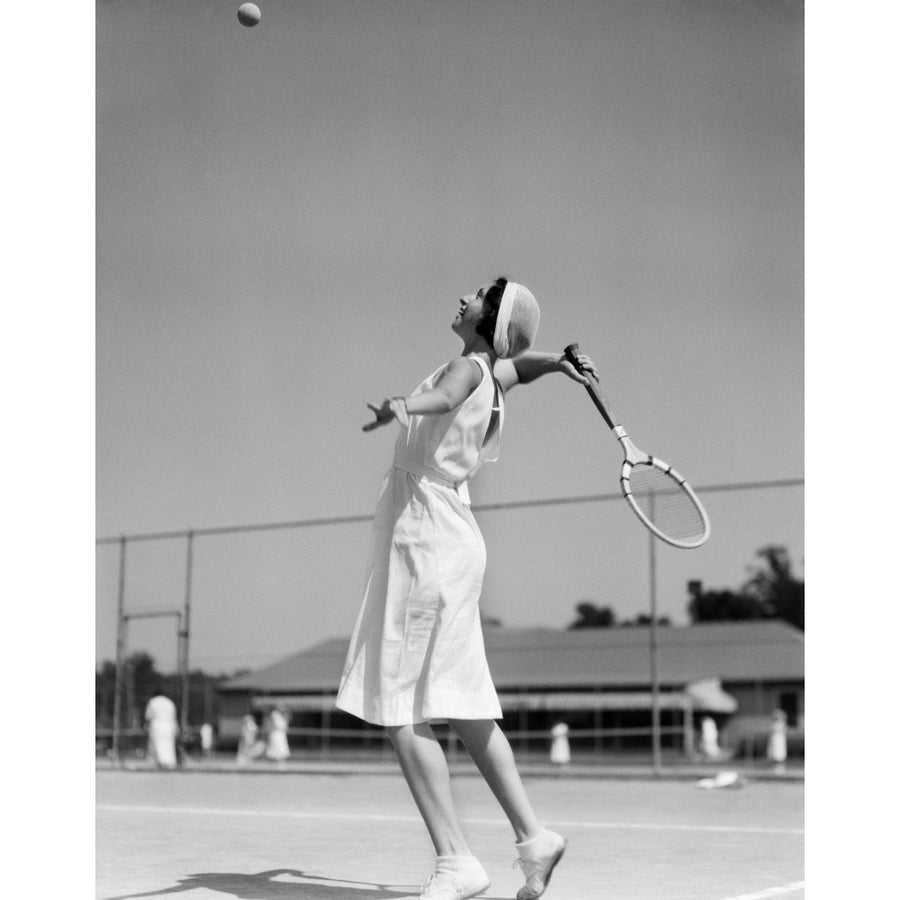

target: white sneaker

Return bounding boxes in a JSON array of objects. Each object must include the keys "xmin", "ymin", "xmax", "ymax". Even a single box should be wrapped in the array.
[
  {"xmin": 513, "ymin": 829, "xmax": 567, "ymax": 899},
  {"xmin": 418, "ymin": 856, "xmax": 491, "ymax": 900}
]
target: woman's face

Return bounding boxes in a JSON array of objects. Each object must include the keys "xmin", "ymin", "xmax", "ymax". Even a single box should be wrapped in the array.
[{"xmin": 452, "ymin": 283, "xmax": 492, "ymax": 336}]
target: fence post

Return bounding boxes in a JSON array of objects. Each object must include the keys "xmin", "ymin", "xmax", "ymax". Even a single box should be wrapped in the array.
[
  {"xmin": 648, "ymin": 497, "xmax": 662, "ymax": 775},
  {"xmin": 683, "ymin": 699, "xmax": 694, "ymax": 758},
  {"xmin": 112, "ymin": 535, "xmax": 127, "ymax": 766},
  {"xmin": 180, "ymin": 530, "xmax": 194, "ymax": 737},
  {"xmin": 321, "ymin": 705, "xmax": 331, "ymax": 759}
]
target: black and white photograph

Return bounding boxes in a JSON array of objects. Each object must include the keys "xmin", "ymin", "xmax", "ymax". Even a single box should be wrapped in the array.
[{"xmin": 89, "ymin": 2, "xmax": 811, "ymax": 898}]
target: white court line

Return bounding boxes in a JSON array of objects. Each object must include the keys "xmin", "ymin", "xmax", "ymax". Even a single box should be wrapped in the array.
[
  {"xmin": 96, "ymin": 804, "xmax": 803, "ymax": 836},
  {"xmin": 719, "ymin": 881, "xmax": 805, "ymax": 899}
]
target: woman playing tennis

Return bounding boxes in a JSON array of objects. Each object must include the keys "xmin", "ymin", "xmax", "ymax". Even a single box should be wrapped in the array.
[{"xmin": 336, "ymin": 277, "xmax": 598, "ymax": 900}]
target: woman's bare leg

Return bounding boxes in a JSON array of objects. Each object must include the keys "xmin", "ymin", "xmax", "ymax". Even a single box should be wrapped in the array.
[
  {"xmin": 386, "ymin": 722, "xmax": 471, "ymax": 857},
  {"xmin": 448, "ymin": 718, "xmax": 542, "ymax": 842}
]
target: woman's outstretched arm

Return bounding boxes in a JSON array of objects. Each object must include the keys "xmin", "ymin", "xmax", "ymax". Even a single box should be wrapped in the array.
[
  {"xmin": 363, "ymin": 356, "xmax": 482, "ymax": 431},
  {"xmin": 494, "ymin": 350, "xmax": 599, "ymax": 392}
]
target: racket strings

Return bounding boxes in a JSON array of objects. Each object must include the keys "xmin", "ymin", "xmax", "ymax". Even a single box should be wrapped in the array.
[{"xmin": 627, "ymin": 463, "xmax": 706, "ymax": 544}]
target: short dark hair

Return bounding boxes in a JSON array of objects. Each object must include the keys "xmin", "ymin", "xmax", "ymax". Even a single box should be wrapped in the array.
[{"xmin": 475, "ymin": 277, "xmax": 508, "ymax": 346}]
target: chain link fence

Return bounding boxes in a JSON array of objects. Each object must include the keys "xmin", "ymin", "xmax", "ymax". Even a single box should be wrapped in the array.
[{"xmin": 96, "ymin": 477, "xmax": 803, "ymax": 768}]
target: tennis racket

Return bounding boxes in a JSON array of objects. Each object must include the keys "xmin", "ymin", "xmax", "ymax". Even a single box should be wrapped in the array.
[{"xmin": 564, "ymin": 343, "xmax": 710, "ymax": 549}]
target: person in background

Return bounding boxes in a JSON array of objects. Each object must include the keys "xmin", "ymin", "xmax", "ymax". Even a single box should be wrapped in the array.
[
  {"xmin": 200, "ymin": 722, "xmax": 215, "ymax": 759},
  {"xmin": 144, "ymin": 690, "xmax": 179, "ymax": 770},
  {"xmin": 265, "ymin": 707, "xmax": 291, "ymax": 769},
  {"xmin": 549, "ymin": 721, "xmax": 571, "ymax": 767},
  {"xmin": 767, "ymin": 708, "xmax": 788, "ymax": 773},
  {"xmin": 236, "ymin": 714, "xmax": 264, "ymax": 765},
  {"xmin": 699, "ymin": 716, "xmax": 722, "ymax": 760}
]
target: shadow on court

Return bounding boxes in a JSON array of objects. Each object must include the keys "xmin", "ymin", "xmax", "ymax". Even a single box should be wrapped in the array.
[
  {"xmin": 97, "ymin": 770, "xmax": 803, "ymax": 899},
  {"xmin": 102, "ymin": 868, "xmax": 417, "ymax": 900}
]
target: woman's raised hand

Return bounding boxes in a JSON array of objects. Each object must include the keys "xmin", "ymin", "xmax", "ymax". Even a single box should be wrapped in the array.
[
  {"xmin": 559, "ymin": 352, "xmax": 599, "ymax": 385},
  {"xmin": 362, "ymin": 400, "xmax": 395, "ymax": 432}
]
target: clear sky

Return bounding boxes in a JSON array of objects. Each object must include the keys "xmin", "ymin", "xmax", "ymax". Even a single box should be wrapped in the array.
[{"xmin": 95, "ymin": 0, "xmax": 803, "ymax": 673}]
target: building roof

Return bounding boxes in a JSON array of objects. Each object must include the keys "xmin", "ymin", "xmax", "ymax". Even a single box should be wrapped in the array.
[{"xmin": 220, "ymin": 620, "xmax": 803, "ymax": 694}]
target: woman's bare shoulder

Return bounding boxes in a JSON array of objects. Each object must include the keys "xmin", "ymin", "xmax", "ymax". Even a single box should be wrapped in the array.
[
  {"xmin": 436, "ymin": 355, "xmax": 484, "ymax": 388},
  {"xmin": 492, "ymin": 358, "xmax": 520, "ymax": 392}
]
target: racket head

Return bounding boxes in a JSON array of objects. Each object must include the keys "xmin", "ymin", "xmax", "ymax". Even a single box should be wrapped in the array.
[{"xmin": 620, "ymin": 454, "xmax": 710, "ymax": 549}]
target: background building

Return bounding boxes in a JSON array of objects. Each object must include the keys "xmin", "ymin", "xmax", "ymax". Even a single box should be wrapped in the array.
[{"xmin": 218, "ymin": 620, "xmax": 803, "ymax": 761}]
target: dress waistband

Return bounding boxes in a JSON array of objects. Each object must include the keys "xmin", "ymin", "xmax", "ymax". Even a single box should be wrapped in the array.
[
  {"xmin": 392, "ymin": 455, "xmax": 472, "ymax": 505},
  {"xmin": 393, "ymin": 455, "xmax": 460, "ymax": 487}
]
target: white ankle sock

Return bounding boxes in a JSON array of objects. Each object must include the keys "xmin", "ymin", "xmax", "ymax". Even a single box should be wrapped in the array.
[
  {"xmin": 515, "ymin": 830, "xmax": 546, "ymax": 850},
  {"xmin": 435, "ymin": 854, "xmax": 480, "ymax": 873},
  {"xmin": 515, "ymin": 828, "xmax": 560, "ymax": 858}
]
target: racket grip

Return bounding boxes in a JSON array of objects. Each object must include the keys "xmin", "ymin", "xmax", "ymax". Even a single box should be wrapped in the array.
[
  {"xmin": 564, "ymin": 343, "xmax": 584, "ymax": 372},
  {"xmin": 564, "ymin": 342, "xmax": 619, "ymax": 431}
]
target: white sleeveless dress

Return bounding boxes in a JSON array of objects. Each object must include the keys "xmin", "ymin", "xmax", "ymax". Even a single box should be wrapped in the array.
[{"xmin": 336, "ymin": 355, "xmax": 504, "ymax": 726}]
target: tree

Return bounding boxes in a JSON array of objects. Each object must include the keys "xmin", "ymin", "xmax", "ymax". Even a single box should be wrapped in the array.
[
  {"xmin": 686, "ymin": 545, "xmax": 804, "ymax": 630},
  {"xmin": 130, "ymin": 651, "xmax": 164, "ymax": 704},
  {"xmin": 568, "ymin": 602, "xmax": 616, "ymax": 629},
  {"xmin": 96, "ymin": 654, "xmax": 250, "ymax": 730},
  {"xmin": 687, "ymin": 584, "xmax": 770, "ymax": 623},
  {"xmin": 741, "ymin": 545, "xmax": 804, "ymax": 630},
  {"xmin": 95, "ymin": 660, "xmax": 118, "ymax": 728},
  {"xmin": 619, "ymin": 613, "xmax": 671, "ymax": 627},
  {"xmin": 567, "ymin": 603, "xmax": 671, "ymax": 629},
  {"xmin": 94, "ymin": 652, "xmax": 166, "ymax": 729}
]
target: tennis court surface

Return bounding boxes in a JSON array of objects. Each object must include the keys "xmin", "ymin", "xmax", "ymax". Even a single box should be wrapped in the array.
[{"xmin": 97, "ymin": 768, "xmax": 803, "ymax": 900}]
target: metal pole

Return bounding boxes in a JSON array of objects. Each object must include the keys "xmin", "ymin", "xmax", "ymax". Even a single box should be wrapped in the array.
[
  {"xmin": 180, "ymin": 530, "xmax": 194, "ymax": 737},
  {"xmin": 648, "ymin": 496, "xmax": 662, "ymax": 775},
  {"xmin": 683, "ymin": 699, "xmax": 694, "ymax": 757},
  {"xmin": 111, "ymin": 536, "xmax": 127, "ymax": 766}
]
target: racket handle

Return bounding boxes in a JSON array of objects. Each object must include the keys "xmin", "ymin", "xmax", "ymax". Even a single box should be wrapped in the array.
[
  {"xmin": 564, "ymin": 343, "xmax": 619, "ymax": 431},
  {"xmin": 564, "ymin": 343, "xmax": 584, "ymax": 370}
]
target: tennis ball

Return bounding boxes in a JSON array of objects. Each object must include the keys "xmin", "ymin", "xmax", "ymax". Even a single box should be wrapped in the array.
[{"xmin": 237, "ymin": 3, "xmax": 261, "ymax": 27}]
